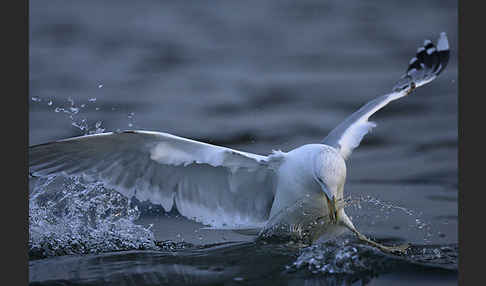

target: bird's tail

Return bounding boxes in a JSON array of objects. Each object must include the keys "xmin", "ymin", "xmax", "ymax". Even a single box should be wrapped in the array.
[{"xmin": 392, "ymin": 32, "xmax": 450, "ymax": 92}]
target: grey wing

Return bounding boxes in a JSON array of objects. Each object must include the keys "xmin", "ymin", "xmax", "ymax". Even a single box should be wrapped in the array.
[
  {"xmin": 29, "ymin": 130, "xmax": 277, "ymax": 228},
  {"xmin": 322, "ymin": 32, "xmax": 450, "ymax": 160}
]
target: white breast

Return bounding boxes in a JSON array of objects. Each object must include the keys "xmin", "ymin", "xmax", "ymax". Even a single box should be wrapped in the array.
[{"xmin": 268, "ymin": 144, "xmax": 345, "ymax": 219}]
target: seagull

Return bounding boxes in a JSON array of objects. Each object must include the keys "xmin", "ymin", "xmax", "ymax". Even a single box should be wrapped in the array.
[{"xmin": 29, "ymin": 33, "xmax": 450, "ymax": 254}]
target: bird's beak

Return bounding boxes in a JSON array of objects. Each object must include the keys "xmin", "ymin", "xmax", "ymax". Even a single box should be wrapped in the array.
[{"xmin": 319, "ymin": 183, "xmax": 338, "ymax": 224}]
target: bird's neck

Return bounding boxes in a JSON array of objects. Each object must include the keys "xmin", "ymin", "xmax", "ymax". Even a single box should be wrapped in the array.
[{"xmin": 269, "ymin": 150, "xmax": 320, "ymax": 219}]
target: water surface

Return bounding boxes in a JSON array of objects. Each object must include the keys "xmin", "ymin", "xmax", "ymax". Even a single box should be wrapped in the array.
[{"xmin": 29, "ymin": 0, "xmax": 457, "ymax": 285}]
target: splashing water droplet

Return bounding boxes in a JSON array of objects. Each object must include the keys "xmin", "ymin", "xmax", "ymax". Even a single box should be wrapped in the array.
[
  {"xmin": 89, "ymin": 120, "xmax": 105, "ymax": 135},
  {"xmin": 29, "ymin": 176, "xmax": 157, "ymax": 258},
  {"xmin": 89, "ymin": 98, "xmax": 97, "ymax": 102},
  {"xmin": 47, "ymin": 100, "xmax": 53, "ymax": 106},
  {"xmin": 69, "ymin": 107, "xmax": 80, "ymax": 114},
  {"xmin": 72, "ymin": 118, "xmax": 89, "ymax": 133},
  {"xmin": 344, "ymin": 194, "xmax": 435, "ymax": 243},
  {"xmin": 98, "ymin": 84, "xmax": 103, "ymax": 88},
  {"xmin": 31, "ymin": 96, "xmax": 41, "ymax": 102},
  {"xmin": 127, "ymin": 112, "xmax": 135, "ymax": 128}
]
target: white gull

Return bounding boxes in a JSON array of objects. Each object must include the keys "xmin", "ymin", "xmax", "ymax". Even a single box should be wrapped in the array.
[{"xmin": 29, "ymin": 33, "xmax": 450, "ymax": 254}]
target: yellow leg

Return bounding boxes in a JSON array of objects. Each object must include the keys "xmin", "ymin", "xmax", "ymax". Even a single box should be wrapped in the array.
[
  {"xmin": 338, "ymin": 209, "xmax": 409, "ymax": 255},
  {"xmin": 351, "ymin": 227, "xmax": 409, "ymax": 255}
]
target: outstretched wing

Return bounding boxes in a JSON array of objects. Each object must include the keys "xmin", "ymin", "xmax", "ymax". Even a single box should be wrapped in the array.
[
  {"xmin": 322, "ymin": 32, "xmax": 450, "ymax": 160},
  {"xmin": 29, "ymin": 130, "xmax": 277, "ymax": 228}
]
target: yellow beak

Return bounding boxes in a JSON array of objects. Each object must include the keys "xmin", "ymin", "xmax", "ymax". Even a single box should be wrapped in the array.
[{"xmin": 326, "ymin": 195, "xmax": 338, "ymax": 224}]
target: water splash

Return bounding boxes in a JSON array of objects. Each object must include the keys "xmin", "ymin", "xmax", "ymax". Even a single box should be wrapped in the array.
[
  {"xmin": 288, "ymin": 238, "xmax": 391, "ymax": 275},
  {"xmin": 288, "ymin": 238, "xmax": 457, "ymax": 275},
  {"xmin": 408, "ymin": 244, "xmax": 458, "ymax": 268},
  {"xmin": 127, "ymin": 112, "xmax": 135, "ymax": 128},
  {"xmin": 343, "ymin": 195, "xmax": 415, "ymax": 216},
  {"xmin": 94, "ymin": 120, "xmax": 105, "ymax": 134},
  {"xmin": 29, "ymin": 176, "xmax": 158, "ymax": 259},
  {"xmin": 343, "ymin": 194, "xmax": 434, "ymax": 243},
  {"xmin": 33, "ymin": 96, "xmax": 106, "ymax": 135}
]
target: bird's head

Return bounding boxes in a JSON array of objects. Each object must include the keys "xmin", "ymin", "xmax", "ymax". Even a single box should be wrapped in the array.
[{"xmin": 313, "ymin": 146, "xmax": 347, "ymax": 224}]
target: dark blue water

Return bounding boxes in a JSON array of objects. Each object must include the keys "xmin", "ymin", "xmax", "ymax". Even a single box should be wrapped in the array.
[{"xmin": 29, "ymin": 1, "xmax": 457, "ymax": 285}]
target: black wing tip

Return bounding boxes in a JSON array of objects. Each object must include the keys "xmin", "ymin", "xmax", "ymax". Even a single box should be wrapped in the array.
[{"xmin": 392, "ymin": 32, "xmax": 450, "ymax": 92}]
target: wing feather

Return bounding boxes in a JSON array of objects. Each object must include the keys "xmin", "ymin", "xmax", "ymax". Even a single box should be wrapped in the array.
[
  {"xmin": 29, "ymin": 130, "xmax": 276, "ymax": 228},
  {"xmin": 322, "ymin": 32, "xmax": 450, "ymax": 159}
]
